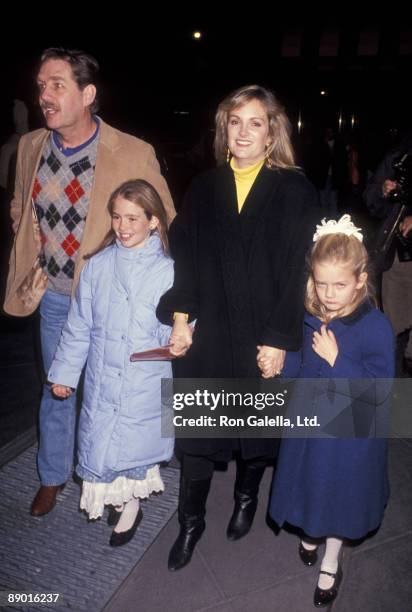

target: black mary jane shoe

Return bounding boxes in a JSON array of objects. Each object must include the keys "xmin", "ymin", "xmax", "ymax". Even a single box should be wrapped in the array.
[
  {"xmin": 299, "ymin": 542, "xmax": 318, "ymax": 567},
  {"xmin": 107, "ymin": 506, "xmax": 122, "ymax": 527},
  {"xmin": 313, "ymin": 566, "xmax": 343, "ymax": 607},
  {"xmin": 109, "ymin": 508, "xmax": 143, "ymax": 547}
]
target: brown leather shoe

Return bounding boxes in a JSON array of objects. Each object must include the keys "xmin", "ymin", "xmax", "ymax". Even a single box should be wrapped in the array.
[{"xmin": 30, "ymin": 484, "xmax": 65, "ymax": 517}]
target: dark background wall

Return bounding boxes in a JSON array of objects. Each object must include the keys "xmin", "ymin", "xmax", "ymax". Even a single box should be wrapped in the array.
[{"xmin": 1, "ymin": 16, "xmax": 411, "ymax": 153}]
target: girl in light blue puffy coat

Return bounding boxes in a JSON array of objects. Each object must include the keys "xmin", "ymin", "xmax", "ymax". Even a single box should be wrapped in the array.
[{"xmin": 48, "ymin": 179, "xmax": 174, "ymax": 547}]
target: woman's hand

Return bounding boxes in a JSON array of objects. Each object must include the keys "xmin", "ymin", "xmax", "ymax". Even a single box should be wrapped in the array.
[
  {"xmin": 399, "ymin": 215, "xmax": 412, "ymax": 238},
  {"xmin": 51, "ymin": 384, "xmax": 72, "ymax": 399},
  {"xmin": 169, "ymin": 315, "xmax": 193, "ymax": 357},
  {"xmin": 382, "ymin": 179, "xmax": 396, "ymax": 198},
  {"xmin": 257, "ymin": 345, "xmax": 286, "ymax": 378},
  {"xmin": 312, "ymin": 325, "xmax": 338, "ymax": 367}
]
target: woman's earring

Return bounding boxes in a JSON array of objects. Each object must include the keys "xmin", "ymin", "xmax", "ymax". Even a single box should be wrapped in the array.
[{"xmin": 226, "ymin": 147, "xmax": 231, "ymax": 163}]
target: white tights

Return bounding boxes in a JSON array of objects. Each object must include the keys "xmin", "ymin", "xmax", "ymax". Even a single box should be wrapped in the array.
[
  {"xmin": 302, "ymin": 537, "xmax": 343, "ymax": 589},
  {"xmin": 113, "ymin": 498, "xmax": 140, "ymax": 533}
]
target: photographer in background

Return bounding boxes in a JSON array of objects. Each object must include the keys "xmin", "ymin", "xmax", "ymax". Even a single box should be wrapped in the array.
[{"xmin": 364, "ymin": 132, "xmax": 412, "ymax": 375}]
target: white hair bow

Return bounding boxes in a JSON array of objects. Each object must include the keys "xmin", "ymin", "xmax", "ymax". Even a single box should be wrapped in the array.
[{"xmin": 313, "ymin": 214, "xmax": 363, "ymax": 243}]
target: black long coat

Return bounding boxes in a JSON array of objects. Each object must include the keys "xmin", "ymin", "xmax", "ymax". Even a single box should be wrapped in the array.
[{"xmin": 157, "ymin": 164, "xmax": 320, "ymax": 458}]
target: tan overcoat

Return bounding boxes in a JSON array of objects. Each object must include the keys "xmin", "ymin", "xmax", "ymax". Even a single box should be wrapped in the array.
[{"xmin": 4, "ymin": 120, "xmax": 175, "ymax": 316}]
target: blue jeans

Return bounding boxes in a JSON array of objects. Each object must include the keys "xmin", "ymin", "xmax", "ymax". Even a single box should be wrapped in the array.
[{"xmin": 37, "ymin": 289, "xmax": 77, "ymax": 485}]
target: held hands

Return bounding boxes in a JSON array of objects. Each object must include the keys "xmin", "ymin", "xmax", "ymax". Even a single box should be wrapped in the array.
[
  {"xmin": 257, "ymin": 346, "xmax": 285, "ymax": 379},
  {"xmin": 51, "ymin": 384, "xmax": 73, "ymax": 399},
  {"xmin": 169, "ymin": 315, "xmax": 193, "ymax": 357},
  {"xmin": 312, "ymin": 325, "xmax": 338, "ymax": 367}
]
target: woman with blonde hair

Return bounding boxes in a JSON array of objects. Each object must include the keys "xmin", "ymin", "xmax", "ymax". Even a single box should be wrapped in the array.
[{"xmin": 158, "ymin": 84, "xmax": 320, "ymax": 570}]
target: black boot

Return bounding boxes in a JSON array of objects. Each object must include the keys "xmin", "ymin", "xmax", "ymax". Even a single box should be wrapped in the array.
[
  {"xmin": 168, "ymin": 476, "xmax": 212, "ymax": 571},
  {"xmin": 226, "ymin": 460, "xmax": 266, "ymax": 541}
]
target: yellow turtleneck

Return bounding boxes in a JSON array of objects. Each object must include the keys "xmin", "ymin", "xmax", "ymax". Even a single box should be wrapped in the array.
[{"xmin": 230, "ymin": 157, "xmax": 265, "ymax": 212}]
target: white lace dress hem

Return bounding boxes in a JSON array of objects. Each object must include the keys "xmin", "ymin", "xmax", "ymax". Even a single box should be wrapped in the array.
[{"xmin": 80, "ymin": 465, "xmax": 164, "ymax": 519}]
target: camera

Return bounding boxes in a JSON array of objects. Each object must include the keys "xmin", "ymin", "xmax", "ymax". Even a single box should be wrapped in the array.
[{"xmin": 390, "ymin": 153, "xmax": 412, "ymax": 205}]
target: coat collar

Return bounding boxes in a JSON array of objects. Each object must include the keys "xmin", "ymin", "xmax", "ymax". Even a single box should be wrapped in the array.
[
  {"xmin": 239, "ymin": 164, "xmax": 281, "ymax": 218},
  {"xmin": 213, "ymin": 163, "xmax": 282, "ymax": 217},
  {"xmin": 29, "ymin": 118, "xmax": 121, "ymax": 154},
  {"xmin": 115, "ymin": 233, "xmax": 164, "ymax": 260},
  {"xmin": 304, "ymin": 299, "xmax": 374, "ymax": 332},
  {"xmin": 29, "ymin": 128, "xmax": 50, "ymax": 152},
  {"xmin": 97, "ymin": 119, "xmax": 123, "ymax": 152}
]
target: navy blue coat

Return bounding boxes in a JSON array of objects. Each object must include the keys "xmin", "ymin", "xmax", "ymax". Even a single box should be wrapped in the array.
[{"xmin": 269, "ymin": 300, "xmax": 395, "ymax": 540}]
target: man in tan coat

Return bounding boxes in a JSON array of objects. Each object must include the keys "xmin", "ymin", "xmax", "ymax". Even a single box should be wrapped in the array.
[{"xmin": 4, "ymin": 47, "xmax": 175, "ymax": 516}]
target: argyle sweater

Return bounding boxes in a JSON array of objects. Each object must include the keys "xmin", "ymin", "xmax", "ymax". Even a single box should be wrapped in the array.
[{"xmin": 33, "ymin": 130, "xmax": 98, "ymax": 294}]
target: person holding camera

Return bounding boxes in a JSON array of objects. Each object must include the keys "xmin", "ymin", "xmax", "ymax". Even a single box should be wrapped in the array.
[{"xmin": 364, "ymin": 133, "xmax": 412, "ymax": 375}]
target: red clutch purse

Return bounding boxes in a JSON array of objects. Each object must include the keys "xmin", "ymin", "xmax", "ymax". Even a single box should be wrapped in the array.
[{"xmin": 130, "ymin": 344, "xmax": 174, "ymax": 361}]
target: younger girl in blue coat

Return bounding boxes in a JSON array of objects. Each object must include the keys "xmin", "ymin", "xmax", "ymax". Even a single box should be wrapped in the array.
[
  {"xmin": 48, "ymin": 179, "xmax": 174, "ymax": 547},
  {"xmin": 270, "ymin": 215, "xmax": 395, "ymax": 607}
]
